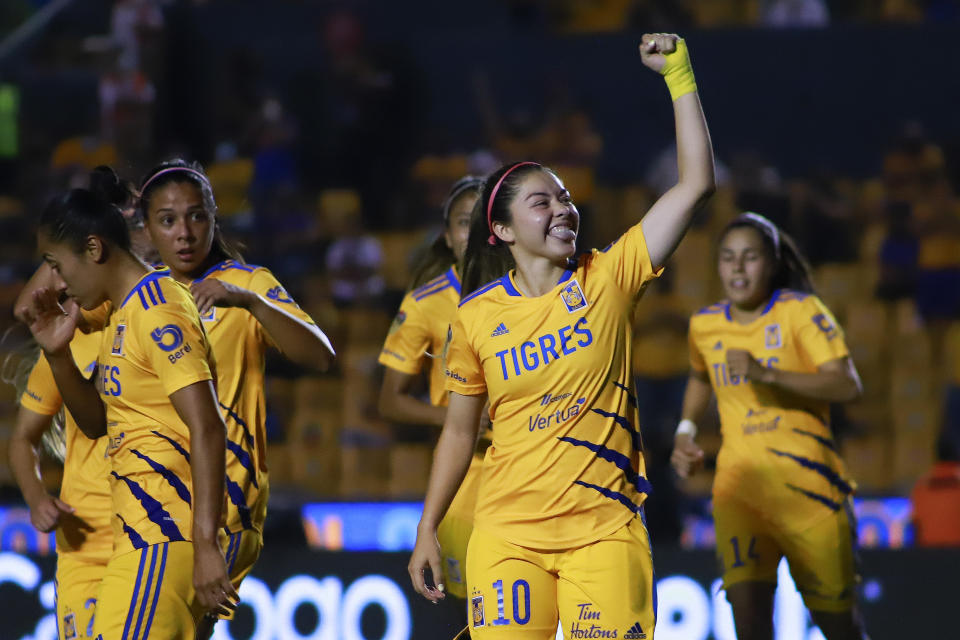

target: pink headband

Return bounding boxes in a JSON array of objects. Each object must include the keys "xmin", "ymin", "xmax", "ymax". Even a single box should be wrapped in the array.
[
  {"xmin": 486, "ymin": 161, "xmax": 540, "ymax": 246},
  {"xmin": 140, "ymin": 167, "xmax": 210, "ymax": 194}
]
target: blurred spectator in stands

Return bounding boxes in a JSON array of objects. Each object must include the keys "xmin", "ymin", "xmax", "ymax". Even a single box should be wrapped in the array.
[
  {"xmin": 206, "ymin": 140, "xmax": 254, "ymax": 228},
  {"xmin": 475, "ymin": 71, "xmax": 602, "ymax": 167},
  {"xmin": 645, "ymin": 144, "xmax": 730, "ymax": 197},
  {"xmin": 249, "ymin": 94, "xmax": 299, "ymax": 202},
  {"xmin": 631, "ymin": 269, "xmax": 690, "ymax": 546},
  {"xmin": 288, "ymin": 8, "xmax": 422, "ymax": 222},
  {"xmin": 875, "ymin": 201, "xmax": 918, "ymax": 300},
  {"xmin": 731, "ymin": 151, "xmax": 790, "ymax": 230},
  {"xmin": 322, "ymin": 189, "xmax": 385, "ymax": 308},
  {"xmin": 761, "ymin": 0, "xmax": 830, "ymax": 27},
  {"xmin": 789, "ymin": 172, "xmax": 857, "ymax": 265},
  {"xmin": 110, "ymin": 0, "xmax": 164, "ymax": 74},
  {"xmin": 911, "ymin": 436, "xmax": 960, "ymax": 546}
]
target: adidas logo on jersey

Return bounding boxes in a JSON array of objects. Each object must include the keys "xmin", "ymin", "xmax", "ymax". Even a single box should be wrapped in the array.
[
  {"xmin": 624, "ymin": 621, "xmax": 647, "ymax": 639},
  {"xmin": 713, "ymin": 340, "xmax": 723, "ymax": 350},
  {"xmin": 491, "ymin": 323, "xmax": 510, "ymax": 337}
]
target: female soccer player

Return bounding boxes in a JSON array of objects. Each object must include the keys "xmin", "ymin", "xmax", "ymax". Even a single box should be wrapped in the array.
[
  {"xmin": 378, "ymin": 176, "xmax": 484, "ymax": 609},
  {"xmin": 9, "ymin": 168, "xmax": 134, "ymax": 640},
  {"xmin": 23, "ymin": 178, "xmax": 237, "ymax": 638},
  {"xmin": 136, "ymin": 159, "xmax": 335, "ymax": 636},
  {"xmin": 672, "ymin": 212, "xmax": 868, "ymax": 640},
  {"xmin": 409, "ymin": 33, "xmax": 715, "ymax": 639}
]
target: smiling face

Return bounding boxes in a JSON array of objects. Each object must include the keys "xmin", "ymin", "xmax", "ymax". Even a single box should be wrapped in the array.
[
  {"xmin": 718, "ymin": 225, "xmax": 777, "ymax": 310},
  {"xmin": 495, "ymin": 170, "xmax": 579, "ymax": 264},
  {"xmin": 144, "ymin": 181, "xmax": 216, "ymax": 278},
  {"xmin": 38, "ymin": 233, "xmax": 107, "ymax": 310},
  {"xmin": 444, "ymin": 191, "xmax": 478, "ymax": 263}
]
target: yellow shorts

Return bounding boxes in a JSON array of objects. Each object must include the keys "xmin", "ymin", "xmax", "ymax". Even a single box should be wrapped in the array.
[
  {"xmin": 217, "ymin": 528, "xmax": 264, "ymax": 620},
  {"xmin": 713, "ymin": 495, "xmax": 859, "ymax": 613},
  {"xmin": 57, "ymin": 553, "xmax": 108, "ymax": 639},
  {"xmin": 93, "ymin": 541, "xmax": 203, "ymax": 639},
  {"xmin": 437, "ymin": 456, "xmax": 483, "ymax": 600},
  {"xmin": 466, "ymin": 516, "xmax": 655, "ymax": 639}
]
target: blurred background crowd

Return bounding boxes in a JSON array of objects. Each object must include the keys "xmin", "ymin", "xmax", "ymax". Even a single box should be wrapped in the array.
[{"xmin": 1, "ymin": 0, "xmax": 959, "ymax": 549}]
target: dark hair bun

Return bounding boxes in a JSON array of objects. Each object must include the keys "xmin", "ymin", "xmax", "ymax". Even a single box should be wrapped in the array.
[{"xmin": 89, "ymin": 165, "xmax": 130, "ymax": 209}]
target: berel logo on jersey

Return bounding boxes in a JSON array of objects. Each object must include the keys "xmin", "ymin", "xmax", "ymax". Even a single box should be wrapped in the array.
[
  {"xmin": 471, "ymin": 594, "xmax": 485, "ymax": 628},
  {"xmin": 152, "ymin": 324, "xmax": 194, "ymax": 363},
  {"xmin": 559, "ymin": 279, "xmax": 589, "ymax": 313},
  {"xmin": 266, "ymin": 286, "xmax": 294, "ymax": 304},
  {"xmin": 111, "ymin": 323, "xmax": 126, "ymax": 355},
  {"xmin": 151, "ymin": 324, "xmax": 184, "ymax": 352},
  {"xmin": 812, "ymin": 313, "xmax": 838, "ymax": 340},
  {"xmin": 764, "ymin": 323, "xmax": 782, "ymax": 349},
  {"xmin": 491, "ymin": 322, "xmax": 510, "ymax": 337}
]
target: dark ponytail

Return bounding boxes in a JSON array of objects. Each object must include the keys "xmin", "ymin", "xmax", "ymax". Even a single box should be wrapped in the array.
[
  {"xmin": 408, "ymin": 176, "xmax": 484, "ymax": 289},
  {"xmin": 39, "ymin": 166, "xmax": 131, "ymax": 254},
  {"xmin": 722, "ymin": 212, "xmax": 815, "ymax": 295},
  {"xmin": 138, "ymin": 159, "xmax": 245, "ymax": 264},
  {"xmin": 460, "ymin": 162, "xmax": 547, "ymax": 297}
]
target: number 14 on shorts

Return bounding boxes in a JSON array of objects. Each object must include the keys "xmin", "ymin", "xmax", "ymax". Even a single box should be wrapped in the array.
[
  {"xmin": 472, "ymin": 579, "xmax": 532, "ymax": 629},
  {"xmin": 729, "ymin": 536, "xmax": 760, "ymax": 568}
]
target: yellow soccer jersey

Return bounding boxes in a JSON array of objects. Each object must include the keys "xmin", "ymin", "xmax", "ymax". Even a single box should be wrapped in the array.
[
  {"xmin": 99, "ymin": 270, "xmax": 215, "ymax": 556},
  {"xmin": 20, "ymin": 329, "xmax": 112, "ymax": 562},
  {"xmin": 195, "ymin": 259, "xmax": 317, "ymax": 534},
  {"xmin": 445, "ymin": 222, "xmax": 660, "ymax": 550},
  {"xmin": 379, "ymin": 266, "xmax": 461, "ymax": 407},
  {"xmin": 688, "ymin": 289, "xmax": 855, "ymax": 528}
]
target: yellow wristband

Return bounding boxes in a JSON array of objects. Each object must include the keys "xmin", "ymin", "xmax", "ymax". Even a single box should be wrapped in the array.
[{"xmin": 661, "ymin": 38, "xmax": 697, "ymax": 101}]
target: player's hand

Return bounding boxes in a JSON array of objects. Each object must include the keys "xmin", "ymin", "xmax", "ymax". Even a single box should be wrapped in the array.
[
  {"xmin": 726, "ymin": 349, "xmax": 772, "ymax": 383},
  {"xmin": 190, "ymin": 280, "xmax": 255, "ymax": 316},
  {"xmin": 671, "ymin": 433, "xmax": 704, "ymax": 478},
  {"xmin": 193, "ymin": 540, "xmax": 239, "ymax": 618},
  {"xmin": 408, "ymin": 525, "xmax": 445, "ymax": 603},
  {"xmin": 25, "ymin": 288, "xmax": 79, "ymax": 357},
  {"xmin": 28, "ymin": 495, "xmax": 74, "ymax": 533},
  {"xmin": 639, "ymin": 33, "xmax": 680, "ymax": 73}
]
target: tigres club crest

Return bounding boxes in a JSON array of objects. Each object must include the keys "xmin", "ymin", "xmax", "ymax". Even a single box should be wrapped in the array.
[
  {"xmin": 62, "ymin": 612, "xmax": 77, "ymax": 639},
  {"xmin": 471, "ymin": 594, "xmax": 485, "ymax": 628},
  {"xmin": 111, "ymin": 323, "xmax": 126, "ymax": 356},
  {"xmin": 560, "ymin": 279, "xmax": 588, "ymax": 313},
  {"xmin": 764, "ymin": 323, "xmax": 782, "ymax": 349}
]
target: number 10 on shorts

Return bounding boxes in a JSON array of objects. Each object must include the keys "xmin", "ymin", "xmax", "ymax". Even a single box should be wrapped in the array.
[{"xmin": 490, "ymin": 579, "xmax": 531, "ymax": 626}]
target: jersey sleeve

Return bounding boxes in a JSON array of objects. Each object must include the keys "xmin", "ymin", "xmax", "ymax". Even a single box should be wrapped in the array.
[
  {"xmin": 20, "ymin": 353, "xmax": 63, "ymax": 416},
  {"xmin": 688, "ymin": 318, "xmax": 707, "ymax": 374},
  {"xmin": 378, "ymin": 293, "xmax": 430, "ymax": 375},
  {"xmin": 133, "ymin": 295, "xmax": 213, "ymax": 397},
  {"xmin": 592, "ymin": 222, "xmax": 663, "ymax": 295},
  {"xmin": 246, "ymin": 267, "xmax": 317, "ymax": 348},
  {"xmin": 443, "ymin": 312, "xmax": 486, "ymax": 396},
  {"xmin": 794, "ymin": 296, "xmax": 850, "ymax": 367}
]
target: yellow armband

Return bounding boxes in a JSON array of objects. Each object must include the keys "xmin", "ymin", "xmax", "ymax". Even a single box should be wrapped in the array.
[{"xmin": 661, "ymin": 38, "xmax": 697, "ymax": 101}]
